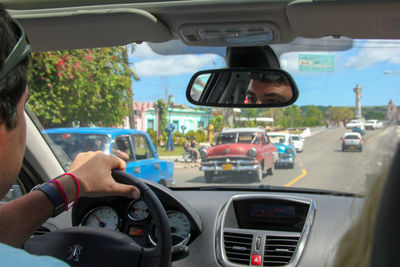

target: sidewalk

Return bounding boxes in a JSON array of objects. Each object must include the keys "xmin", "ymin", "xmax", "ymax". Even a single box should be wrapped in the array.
[{"xmin": 159, "ymin": 155, "xmax": 200, "ymax": 169}]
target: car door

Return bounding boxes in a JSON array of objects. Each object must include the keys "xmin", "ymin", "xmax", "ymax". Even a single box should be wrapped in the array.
[
  {"xmin": 261, "ymin": 133, "xmax": 274, "ymax": 169},
  {"xmin": 129, "ymin": 134, "xmax": 160, "ymax": 183}
]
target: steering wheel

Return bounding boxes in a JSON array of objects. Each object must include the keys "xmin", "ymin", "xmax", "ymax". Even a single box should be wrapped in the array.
[{"xmin": 24, "ymin": 170, "xmax": 172, "ymax": 267}]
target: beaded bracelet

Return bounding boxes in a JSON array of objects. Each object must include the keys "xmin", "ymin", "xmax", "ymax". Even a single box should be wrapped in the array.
[
  {"xmin": 62, "ymin": 172, "xmax": 80, "ymax": 209},
  {"xmin": 49, "ymin": 180, "xmax": 68, "ymax": 211}
]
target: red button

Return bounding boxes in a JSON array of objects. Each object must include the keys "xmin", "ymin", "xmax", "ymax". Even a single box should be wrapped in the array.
[{"xmin": 251, "ymin": 255, "xmax": 262, "ymax": 266}]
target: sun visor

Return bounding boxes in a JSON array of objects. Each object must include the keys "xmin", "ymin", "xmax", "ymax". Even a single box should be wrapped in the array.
[
  {"xmin": 287, "ymin": 0, "xmax": 400, "ymax": 39},
  {"xmin": 11, "ymin": 8, "xmax": 172, "ymax": 51}
]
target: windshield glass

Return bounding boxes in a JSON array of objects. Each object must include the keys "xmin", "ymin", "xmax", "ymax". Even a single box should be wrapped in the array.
[{"xmin": 29, "ymin": 38, "xmax": 399, "ymax": 195}]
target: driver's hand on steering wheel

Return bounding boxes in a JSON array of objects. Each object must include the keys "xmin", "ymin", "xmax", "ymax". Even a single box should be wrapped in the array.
[{"xmin": 67, "ymin": 151, "xmax": 141, "ymax": 199}]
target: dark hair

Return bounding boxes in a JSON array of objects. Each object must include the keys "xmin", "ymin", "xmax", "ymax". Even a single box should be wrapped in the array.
[
  {"xmin": 250, "ymin": 72, "xmax": 290, "ymax": 86},
  {"xmin": 0, "ymin": 4, "xmax": 30, "ymax": 129}
]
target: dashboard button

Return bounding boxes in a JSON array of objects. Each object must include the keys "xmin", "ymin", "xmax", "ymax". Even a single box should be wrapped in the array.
[{"xmin": 251, "ymin": 255, "xmax": 262, "ymax": 266}]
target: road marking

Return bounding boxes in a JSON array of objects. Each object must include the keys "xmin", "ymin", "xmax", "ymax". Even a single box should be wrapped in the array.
[{"xmin": 285, "ymin": 169, "xmax": 308, "ymax": 187}]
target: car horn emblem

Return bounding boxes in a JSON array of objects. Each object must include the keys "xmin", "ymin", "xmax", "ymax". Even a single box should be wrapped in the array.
[
  {"xmin": 67, "ymin": 244, "xmax": 83, "ymax": 262},
  {"xmin": 225, "ymin": 148, "xmax": 230, "ymax": 154}
]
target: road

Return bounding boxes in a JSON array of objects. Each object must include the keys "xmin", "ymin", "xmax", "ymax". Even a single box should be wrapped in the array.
[{"xmin": 172, "ymin": 126, "xmax": 399, "ymax": 195}]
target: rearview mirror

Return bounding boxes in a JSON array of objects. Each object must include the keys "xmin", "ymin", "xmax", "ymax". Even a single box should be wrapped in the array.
[{"xmin": 186, "ymin": 68, "xmax": 298, "ymax": 107}]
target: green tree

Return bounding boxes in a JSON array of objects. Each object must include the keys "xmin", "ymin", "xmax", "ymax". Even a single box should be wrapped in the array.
[
  {"xmin": 303, "ymin": 105, "xmax": 324, "ymax": 126},
  {"xmin": 28, "ymin": 47, "xmax": 133, "ymax": 128},
  {"xmin": 277, "ymin": 105, "xmax": 304, "ymax": 128},
  {"xmin": 326, "ymin": 107, "xmax": 354, "ymax": 124},
  {"xmin": 209, "ymin": 114, "xmax": 224, "ymax": 131}
]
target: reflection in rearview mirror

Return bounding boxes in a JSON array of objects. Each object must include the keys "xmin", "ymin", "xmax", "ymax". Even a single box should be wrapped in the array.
[{"xmin": 186, "ymin": 68, "xmax": 298, "ymax": 108}]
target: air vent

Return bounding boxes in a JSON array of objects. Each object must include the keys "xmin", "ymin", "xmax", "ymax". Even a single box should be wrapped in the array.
[
  {"xmin": 263, "ymin": 236, "xmax": 299, "ymax": 266},
  {"xmin": 224, "ymin": 232, "xmax": 253, "ymax": 265}
]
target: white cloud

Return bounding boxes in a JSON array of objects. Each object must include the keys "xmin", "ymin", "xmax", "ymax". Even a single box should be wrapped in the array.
[
  {"xmin": 346, "ymin": 40, "xmax": 400, "ymax": 69},
  {"xmin": 133, "ymin": 54, "xmax": 220, "ymax": 77},
  {"xmin": 129, "ymin": 43, "xmax": 159, "ymax": 60}
]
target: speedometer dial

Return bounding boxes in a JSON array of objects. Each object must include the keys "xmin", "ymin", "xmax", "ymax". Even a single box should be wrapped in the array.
[
  {"xmin": 81, "ymin": 206, "xmax": 119, "ymax": 230},
  {"xmin": 128, "ymin": 200, "xmax": 149, "ymax": 221}
]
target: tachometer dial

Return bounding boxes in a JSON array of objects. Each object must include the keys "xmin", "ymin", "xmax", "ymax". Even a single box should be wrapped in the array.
[
  {"xmin": 128, "ymin": 200, "xmax": 150, "ymax": 221},
  {"xmin": 81, "ymin": 206, "xmax": 119, "ymax": 230},
  {"xmin": 150, "ymin": 211, "xmax": 191, "ymax": 246}
]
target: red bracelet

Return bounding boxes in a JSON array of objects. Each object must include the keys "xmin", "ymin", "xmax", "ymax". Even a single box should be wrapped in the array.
[
  {"xmin": 49, "ymin": 180, "xmax": 68, "ymax": 211},
  {"xmin": 62, "ymin": 173, "xmax": 80, "ymax": 209}
]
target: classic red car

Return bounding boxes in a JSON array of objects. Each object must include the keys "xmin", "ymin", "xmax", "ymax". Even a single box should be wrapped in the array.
[{"xmin": 200, "ymin": 128, "xmax": 278, "ymax": 182}]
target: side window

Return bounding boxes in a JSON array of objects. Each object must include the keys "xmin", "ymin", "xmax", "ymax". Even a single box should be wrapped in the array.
[
  {"xmin": 133, "ymin": 135, "xmax": 154, "ymax": 160},
  {"xmin": 112, "ymin": 136, "xmax": 133, "ymax": 162},
  {"xmin": 1, "ymin": 181, "xmax": 24, "ymax": 204}
]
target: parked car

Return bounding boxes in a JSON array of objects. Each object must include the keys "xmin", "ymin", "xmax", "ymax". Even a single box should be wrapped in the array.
[
  {"xmin": 268, "ymin": 132, "xmax": 296, "ymax": 168},
  {"xmin": 364, "ymin": 120, "xmax": 378, "ymax": 130},
  {"xmin": 341, "ymin": 132, "xmax": 363, "ymax": 152},
  {"xmin": 290, "ymin": 134, "xmax": 304, "ymax": 152},
  {"xmin": 345, "ymin": 119, "xmax": 363, "ymax": 129},
  {"xmin": 200, "ymin": 128, "xmax": 277, "ymax": 182},
  {"xmin": 43, "ymin": 128, "xmax": 174, "ymax": 186}
]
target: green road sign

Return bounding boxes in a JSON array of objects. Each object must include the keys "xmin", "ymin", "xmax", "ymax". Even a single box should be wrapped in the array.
[{"xmin": 299, "ymin": 54, "xmax": 335, "ymax": 72}]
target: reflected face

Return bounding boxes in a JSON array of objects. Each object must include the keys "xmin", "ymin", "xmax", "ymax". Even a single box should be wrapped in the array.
[{"xmin": 247, "ymin": 79, "xmax": 292, "ymax": 104}]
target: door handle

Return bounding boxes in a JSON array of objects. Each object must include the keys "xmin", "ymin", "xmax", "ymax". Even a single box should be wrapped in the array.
[
  {"xmin": 155, "ymin": 163, "xmax": 160, "ymax": 170},
  {"xmin": 134, "ymin": 166, "xmax": 141, "ymax": 173}
]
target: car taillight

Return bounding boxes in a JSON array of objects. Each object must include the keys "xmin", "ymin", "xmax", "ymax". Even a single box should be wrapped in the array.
[
  {"xmin": 360, "ymin": 138, "xmax": 363, "ymax": 143},
  {"xmin": 342, "ymin": 138, "xmax": 345, "ymax": 143}
]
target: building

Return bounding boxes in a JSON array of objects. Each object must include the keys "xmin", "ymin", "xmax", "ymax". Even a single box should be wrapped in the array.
[
  {"xmin": 386, "ymin": 99, "xmax": 399, "ymax": 122},
  {"xmin": 133, "ymin": 102, "xmax": 212, "ymax": 133}
]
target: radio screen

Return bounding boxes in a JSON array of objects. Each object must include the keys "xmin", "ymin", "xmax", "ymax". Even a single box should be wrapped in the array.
[{"xmin": 249, "ymin": 204, "xmax": 295, "ymax": 219}]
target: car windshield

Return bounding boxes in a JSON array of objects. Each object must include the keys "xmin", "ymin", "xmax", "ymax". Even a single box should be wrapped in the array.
[
  {"xmin": 268, "ymin": 135, "xmax": 286, "ymax": 144},
  {"xmin": 291, "ymin": 136, "xmax": 300, "ymax": 141},
  {"xmin": 345, "ymin": 135, "xmax": 360, "ymax": 139},
  {"xmin": 29, "ymin": 38, "xmax": 399, "ymax": 195}
]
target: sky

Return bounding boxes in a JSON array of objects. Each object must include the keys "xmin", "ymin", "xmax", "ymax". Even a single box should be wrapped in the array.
[{"xmin": 129, "ymin": 39, "xmax": 400, "ymax": 107}]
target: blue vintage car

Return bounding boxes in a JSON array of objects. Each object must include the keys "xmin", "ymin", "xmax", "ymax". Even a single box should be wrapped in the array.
[
  {"xmin": 42, "ymin": 128, "xmax": 174, "ymax": 186},
  {"xmin": 268, "ymin": 132, "xmax": 296, "ymax": 168}
]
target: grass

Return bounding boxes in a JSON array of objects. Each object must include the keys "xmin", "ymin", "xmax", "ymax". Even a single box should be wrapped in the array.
[{"xmin": 157, "ymin": 145, "xmax": 185, "ymax": 156}]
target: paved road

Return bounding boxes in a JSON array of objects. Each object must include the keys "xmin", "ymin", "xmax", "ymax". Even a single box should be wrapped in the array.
[{"xmin": 172, "ymin": 126, "xmax": 399, "ymax": 195}]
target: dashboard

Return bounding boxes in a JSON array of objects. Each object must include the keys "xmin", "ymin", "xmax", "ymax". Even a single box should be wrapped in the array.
[{"xmin": 67, "ymin": 181, "xmax": 364, "ymax": 267}]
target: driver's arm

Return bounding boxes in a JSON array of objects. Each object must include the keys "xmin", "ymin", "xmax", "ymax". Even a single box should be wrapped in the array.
[{"xmin": 0, "ymin": 151, "xmax": 140, "ymax": 247}]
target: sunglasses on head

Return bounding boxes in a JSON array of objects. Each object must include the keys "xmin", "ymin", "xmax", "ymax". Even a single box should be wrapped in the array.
[{"xmin": 0, "ymin": 17, "xmax": 31, "ymax": 81}]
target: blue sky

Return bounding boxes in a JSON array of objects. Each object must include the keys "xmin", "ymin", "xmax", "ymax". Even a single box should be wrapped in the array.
[{"xmin": 130, "ymin": 40, "xmax": 400, "ymax": 107}]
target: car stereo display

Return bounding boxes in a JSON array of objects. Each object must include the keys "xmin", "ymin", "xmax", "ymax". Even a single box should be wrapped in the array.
[{"xmin": 249, "ymin": 204, "xmax": 295, "ymax": 219}]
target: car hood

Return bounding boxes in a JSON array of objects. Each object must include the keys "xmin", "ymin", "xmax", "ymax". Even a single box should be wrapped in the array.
[{"xmin": 274, "ymin": 143, "xmax": 289, "ymax": 153}]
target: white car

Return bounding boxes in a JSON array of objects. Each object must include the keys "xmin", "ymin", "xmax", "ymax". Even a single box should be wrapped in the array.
[
  {"xmin": 346, "ymin": 119, "xmax": 363, "ymax": 129},
  {"xmin": 341, "ymin": 132, "xmax": 363, "ymax": 152},
  {"xmin": 376, "ymin": 121, "xmax": 384, "ymax": 129},
  {"xmin": 364, "ymin": 120, "xmax": 378, "ymax": 130},
  {"xmin": 268, "ymin": 132, "xmax": 293, "ymax": 146},
  {"xmin": 290, "ymin": 134, "xmax": 304, "ymax": 152}
]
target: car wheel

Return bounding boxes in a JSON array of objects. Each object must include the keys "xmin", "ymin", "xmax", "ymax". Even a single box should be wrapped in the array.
[
  {"xmin": 359, "ymin": 147, "xmax": 363, "ymax": 152},
  {"xmin": 267, "ymin": 165, "xmax": 273, "ymax": 175},
  {"xmin": 253, "ymin": 169, "xmax": 262, "ymax": 182},
  {"xmin": 342, "ymin": 146, "xmax": 345, "ymax": 152},
  {"xmin": 204, "ymin": 171, "xmax": 214, "ymax": 183}
]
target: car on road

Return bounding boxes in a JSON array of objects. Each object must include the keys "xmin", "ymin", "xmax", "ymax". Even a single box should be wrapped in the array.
[
  {"xmin": 346, "ymin": 119, "xmax": 364, "ymax": 129},
  {"xmin": 364, "ymin": 120, "xmax": 378, "ymax": 130},
  {"xmin": 352, "ymin": 126, "xmax": 366, "ymax": 135},
  {"xmin": 4, "ymin": 1, "xmax": 400, "ymax": 267},
  {"xmin": 200, "ymin": 128, "xmax": 277, "ymax": 182},
  {"xmin": 268, "ymin": 132, "xmax": 296, "ymax": 168},
  {"xmin": 341, "ymin": 132, "xmax": 363, "ymax": 152},
  {"xmin": 43, "ymin": 128, "xmax": 174, "ymax": 186},
  {"xmin": 290, "ymin": 134, "xmax": 304, "ymax": 152}
]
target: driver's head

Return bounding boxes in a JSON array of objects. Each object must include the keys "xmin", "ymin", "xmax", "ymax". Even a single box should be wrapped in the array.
[
  {"xmin": 0, "ymin": 4, "xmax": 31, "ymax": 198},
  {"xmin": 247, "ymin": 72, "xmax": 292, "ymax": 104}
]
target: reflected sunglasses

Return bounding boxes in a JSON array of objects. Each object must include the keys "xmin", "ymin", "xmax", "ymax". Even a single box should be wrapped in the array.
[{"xmin": 0, "ymin": 17, "xmax": 31, "ymax": 81}]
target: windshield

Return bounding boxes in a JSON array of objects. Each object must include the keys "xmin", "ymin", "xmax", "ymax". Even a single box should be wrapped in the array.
[
  {"xmin": 29, "ymin": 38, "xmax": 399, "ymax": 195},
  {"xmin": 291, "ymin": 136, "xmax": 300, "ymax": 141}
]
